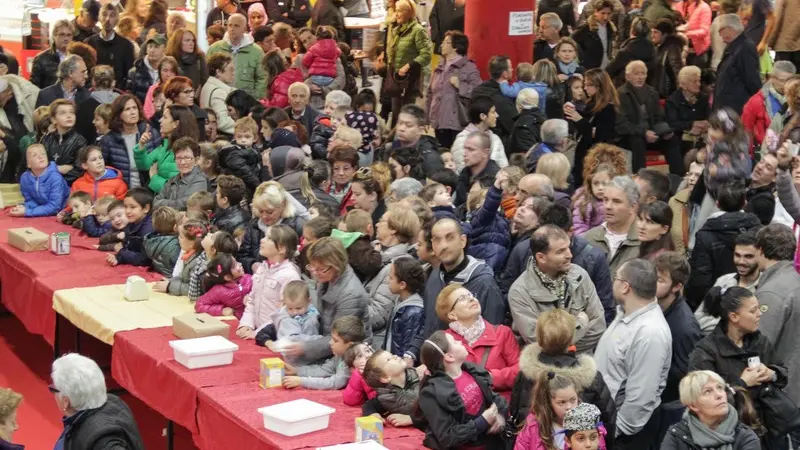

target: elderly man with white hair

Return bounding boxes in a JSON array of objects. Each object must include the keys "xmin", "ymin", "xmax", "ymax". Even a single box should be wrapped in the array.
[
  {"xmin": 309, "ymin": 90, "xmax": 352, "ymax": 159},
  {"xmin": 51, "ymin": 353, "xmax": 144, "ymax": 449},
  {"xmin": 616, "ymin": 60, "xmax": 683, "ymax": 174},
  {"xmin": 714, "ymin": 13, "xmax": 762, "ymax": 114},
  {"xmin": 206, "ymin": 13, "xmax": 267, "ymax": 99},
  {"xmin": 525, "ymin": 118, "xmax": 569, "ymax": 173},
  {"xmin": 35, "ymin": 55, "xmax": 90, "ymax": 108},
  {"xmin": 742, "ymin": 60, "xmax": 797, "ymax": 148},
  {"xmin": 509, "ymin": 88, "xmax": 547, "ymax": 154},
  {"xmin": 585, "ymin": 175, "xmax": 642, "ymax": 275},
  {"xmin": 283, "ymin": 82, "xmax": 322, "ymax": 141}
]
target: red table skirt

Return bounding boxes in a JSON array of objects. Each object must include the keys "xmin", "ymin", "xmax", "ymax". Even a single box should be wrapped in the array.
[
  {"xmin": 196, "ymin": 383, "xmax": 425, "ymax": 450},
  {"xmin": 111, "ymin": 323, "xmax": 276, "ymax": 435},
  {"xmin": 0, "ymin": 215, "xmax": 160, "ymax": 345}
]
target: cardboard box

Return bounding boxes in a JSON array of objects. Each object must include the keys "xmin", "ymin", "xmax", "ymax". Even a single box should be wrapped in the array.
[
  {"xmin": 0, "ymin": 184, "xmax": 23, "ymax": 209},
  {"xmin": 355, "ymin": 416, "xmax": 384, "ymax": 444},
  {"xmin": 7, "ymin": 227, "xmax": 49, "ymax": 252},
  {"xmin": 172, "ymin": 313, "xmax": 229, "ymax": 340},
  {"xmin": 259, "ymin": 358, "xmax": 285, "ymax": 389}
]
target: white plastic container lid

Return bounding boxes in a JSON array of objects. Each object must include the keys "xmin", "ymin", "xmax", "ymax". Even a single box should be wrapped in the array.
[
  {"xmin": 317, "ymin": 442, "xmax": 389, "ymax": 450},
  {"xmin": 258, "ymin": 399, "xmax": 336, "ymax": 422},
  {"xmin": 168, "ymin": 335, "xmax": 239, "ymax": 356}
]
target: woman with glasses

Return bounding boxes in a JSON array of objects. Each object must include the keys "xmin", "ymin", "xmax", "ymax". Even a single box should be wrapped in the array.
[
  {"xmin": 283, "ymin": 237, "xmax": 371, "ymax": 364},
  {"xmin": 50, "ymin": 354, "xmax": 144, "ymax": 449},
  {"xmin": 154, "ymin": 76, "xmax": 208, "ymax": 137},
  {"xmin": 238, "ymin": 181, "xmax": 308, "ymax": 274},
  {"xmin": 152, "ymin": 137, "xmax": 209, "ymax": 210},
  {"xmin": 433, "ymin": 283, "xmax": 519, "ymax": 394},
  {"xmin": 327, "ymin": 145, "xmax": 359, "ymax": 215}
]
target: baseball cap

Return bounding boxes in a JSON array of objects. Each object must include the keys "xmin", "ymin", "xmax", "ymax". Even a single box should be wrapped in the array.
[{"xmin": 145, "ymin": 34, "xmax": 168, "ymax": 48}]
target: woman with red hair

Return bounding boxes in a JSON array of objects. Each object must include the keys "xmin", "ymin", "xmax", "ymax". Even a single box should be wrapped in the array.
[{"xmin": 160, "ymin": 76, "xmax": 208, "ymax": 136}]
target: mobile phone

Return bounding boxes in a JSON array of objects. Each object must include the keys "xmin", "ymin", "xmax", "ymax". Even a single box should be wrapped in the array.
[{"xmin": 748, "ymin": 356, "xmax": 761, "ymax": 369}]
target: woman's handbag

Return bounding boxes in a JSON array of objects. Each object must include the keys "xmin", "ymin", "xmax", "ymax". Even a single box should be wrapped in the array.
[
  {"xmin": 758, "ymin": 383, "xmax": 800, "ymax": 437},
  {"xmin": 384, "ymin": 63, "xmax": 420, "ymax": 98}
]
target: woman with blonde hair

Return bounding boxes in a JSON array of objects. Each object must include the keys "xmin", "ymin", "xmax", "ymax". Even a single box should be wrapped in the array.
[
  {"xmin": 536, "ymin": 152, "xmax": 573, "ymax": 208},
  {"xmin": 565, "ymin": 69, "xmax": 619, "ymax": 185},
  {"xmin": 237, "ymin": 181, "xmax": 308, "ymax": 273},
  {"xmin": 123, "ymin": 0, "xmax": 150, "ymax": 27},
  {"xmin": 532, "ymin": 59, "xmax": 566, "ymax": 119},
  {"xmin": 0, "ymin": 387, "xmax": 22, "ymax": 448}
]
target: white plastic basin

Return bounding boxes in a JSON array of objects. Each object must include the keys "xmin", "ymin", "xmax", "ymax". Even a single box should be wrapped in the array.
[
  {"xmin": 168, "ymin": 335, "xmax": 239, "ymax": 369},
  {"xmin": 258, "ymin": 399, "xmax": 336, "ymax": 436}
]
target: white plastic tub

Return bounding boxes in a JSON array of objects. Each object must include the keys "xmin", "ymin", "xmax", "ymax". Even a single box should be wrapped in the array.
[
  {"xmin": 258, "ymin": 399, "xmax": 336, "ymax": 436},
  {"xmin": 168, "ymin": 335, "xmax": 239, "ymax": 369},
  {"xmin": 317, "ymin": 442, "xmax": 389, "ymax": 450}
]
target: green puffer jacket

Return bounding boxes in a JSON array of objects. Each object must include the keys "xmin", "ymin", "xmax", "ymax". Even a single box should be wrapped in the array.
[
  {"xmin": 206, "ymin": 34, "xmax": 267, "ymax": 100},
  {"xmin": 388, "ymin": 20, "xmax": 432, "ymax": 73},
  {"xmin": 143, "ymin": 233, "xmax": 180, "ymax": 277},
  {"xmin": 133, "ymin": 138, "xmax": 178, "ymax": 193}
]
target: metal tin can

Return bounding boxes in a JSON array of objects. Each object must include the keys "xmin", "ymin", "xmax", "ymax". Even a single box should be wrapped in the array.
[{"xmin": 50, "ymin": 232, "xmax": 70, "ymax": 255}]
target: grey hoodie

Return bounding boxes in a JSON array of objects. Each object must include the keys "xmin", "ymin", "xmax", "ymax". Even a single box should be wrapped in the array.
[{"xmin": 90, "ymin": 89, "xmax": 119, "ymax": 105}]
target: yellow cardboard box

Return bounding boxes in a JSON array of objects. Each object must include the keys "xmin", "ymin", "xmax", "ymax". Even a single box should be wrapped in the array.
[
  {"xmin": 259, "ymin": 358, "xmax": 284, "ymax": 388},
  {"xmin": 355, "ymin": 416, "xmax": 383, "ymax": 444},
  {"xmin": 7, "ymin": 227, "xmax": 49, "ymax": 252}
]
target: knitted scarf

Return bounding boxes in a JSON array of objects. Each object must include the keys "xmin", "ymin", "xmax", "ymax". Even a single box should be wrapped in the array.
[
  {"xmin": 766, "ymin": 83, "xmax": 786, "ymax": 119},
  {"xmin": 685, "ymin": 408, "xmax": 738, "ymax": 450},
  {"xmin": 558, "ymin": 59, "xmax": 580, "ymax": 76},
  {"xmin": 449, "ymin": 318, "xmax": 485, "ymax": 347},
  {"xmin": 533, "ymin": 262, "xmax": 567, "ymax": 307}
]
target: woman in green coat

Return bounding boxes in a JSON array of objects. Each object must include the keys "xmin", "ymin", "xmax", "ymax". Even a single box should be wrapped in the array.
[
  {"xmin": 386, "ymin": 0, "xmax": 432, "ymax": 126},
  {"xmin": 133, "ymin": 104, "xmax": 199, "ymax": 193}
]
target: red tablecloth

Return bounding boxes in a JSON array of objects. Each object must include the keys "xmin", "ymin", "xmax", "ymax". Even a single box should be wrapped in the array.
[
  {"xmin": 196, "ymin": 383, "xmax": 425, "ymax": 450},
  {"xmin": 111, "ymin": 323, "xmax": 274, "ymax": 435},
  {"xmin": 0, "ymin": 215, "xmax": 160, "ymax": 345}
]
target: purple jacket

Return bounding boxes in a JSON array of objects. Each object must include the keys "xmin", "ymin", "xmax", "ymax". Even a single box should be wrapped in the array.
[
  {"xmin": 195, "ymin": 274, "xmax": 253, "ymax": 319},
  {"xmin": 425, "ymin": 56, "xmax": 482, "ymax": 131},
  {"xmin": 572, "ymin": 187, "xmax": 605, "ymax": 236}
]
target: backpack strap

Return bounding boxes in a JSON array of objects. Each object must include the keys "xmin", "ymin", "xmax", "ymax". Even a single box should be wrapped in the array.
[{"xmin": 479, "ymin": 346, "xmax": 491, "ymax": 369}]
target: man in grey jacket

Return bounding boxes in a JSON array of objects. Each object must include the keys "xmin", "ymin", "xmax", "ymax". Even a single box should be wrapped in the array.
[
  {"xmin": 152, "ymin": 138, "xmax": 209, "ymax": 211},
  {"xmin": 509, "ymin": 225, "xmax": 606, "ymax": 353},
  {"xmin": 754, "ymin": 223, "xmax": 800, "ymax": 404},
  {"xmin": 594, "ymin": 258, "xmax": 672, "ymax": 449}
]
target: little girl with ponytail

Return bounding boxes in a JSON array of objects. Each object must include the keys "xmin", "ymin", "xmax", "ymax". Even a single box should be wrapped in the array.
[
  {"xmin": 413, "ymin": 330, "xmax": 508, "ymax": 449},
  {"xmin": 195, "ymin": 253, "xmax": 253, "ymax": 319}
]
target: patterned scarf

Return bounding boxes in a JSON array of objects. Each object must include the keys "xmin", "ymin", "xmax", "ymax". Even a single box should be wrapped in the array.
[
  {"xmin": 449, "ymin": 318, "xmax": 485, "ymax": 347},
  {"xmin": 533, "ymin": 262, "xmax": 568, "ymax": 307}
]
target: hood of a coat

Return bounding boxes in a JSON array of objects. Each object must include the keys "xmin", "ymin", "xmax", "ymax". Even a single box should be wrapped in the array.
[
  {"xmin": 269, "ymin": 145, "xmax": 305, "ymax": 178},
  {"xmin": 701, "ymin": 211, "xmax": 762, "ymax": 233},
  {"xmin": 312, "ymin": 39, "xmax": 340, "ymax": 55},
  {"xmin": 90, "ymin": 89, "xmax": 120, "ymax": 104},
  {"xmin": 518, "ymin": 343, "xmax": 599, "ymax": 389},
  {"xmin": 379, "ymin": 242, "xmax": 412, "ymax": 264}
]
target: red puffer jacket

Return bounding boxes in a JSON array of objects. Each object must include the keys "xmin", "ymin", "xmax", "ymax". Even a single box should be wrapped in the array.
[
  {"xmin": 445, "ymin": 320, "xmax": 520, "ymax": 395},
  {"xmin": 742, "ymin": 89, "xmax": 770, "ymax": 149},
  {"xmin": 302, "ymin": 39, "xmax": 341, "ymax": 78},
  {"xmin": 261, "ymin": 68, "xmax": 305, "ymax": 108}
]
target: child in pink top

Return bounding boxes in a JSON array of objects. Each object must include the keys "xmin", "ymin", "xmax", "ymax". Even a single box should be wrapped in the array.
[
  {"xmin": 342, "ymin": 342, "xmax": 377, "ymax": 406},
  {"xmin": 195, "ymin": 253, "xmax": 253, "ymax": 319},
  {"xmin": 572, "ymin": 164, "xmax": 615, "ymax": 235},
  {"xmin": 302, "ymin": 26, "xmax": 341, "ymax": 87}
]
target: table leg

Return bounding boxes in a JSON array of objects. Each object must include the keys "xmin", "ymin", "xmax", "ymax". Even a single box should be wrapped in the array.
[
  {"xmin": 53, "ymin": 313, "xmax": 60, "ymax": 361},
  {"xmin": 166, "ymin": 419, "xmax": 173, "ymax": 450},
  {"xmin": 75, "ymin": 324, "xmax": 81, "ymax": 355}
]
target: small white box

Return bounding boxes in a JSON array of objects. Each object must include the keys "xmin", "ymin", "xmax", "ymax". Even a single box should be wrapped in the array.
[
  {"xmin": 317, "ymin": 442, "xmax": 389, "ymax": 450},
  {"xmin": 168, "ymin": 335, "xmax": 239, "ymax": 369},
  {"xmin": 258, "ymin": 399, "xmax": 336, "ymax": 436},
  {"xmin": 124, "ymin": 276, "xmax": 149, "ymax": 302}
]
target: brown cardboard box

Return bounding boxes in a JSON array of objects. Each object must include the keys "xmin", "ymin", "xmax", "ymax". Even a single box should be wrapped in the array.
[
  {"xmin": 8, "ymin": 228, "xmax": 49, "ymax": 252},
  {"xmin": 0, "ymin": 184, "xmax": 23, "ymax": 208},
  {"xmin": 172, "ymin": 313, "xmax": 229, "ymax": 339}
]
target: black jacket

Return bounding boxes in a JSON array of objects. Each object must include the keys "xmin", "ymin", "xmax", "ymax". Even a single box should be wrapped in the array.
[
  {"xmin": 218, "ymin": 143, "xmax": 261, "ymax": 196},
  {"xmin": 533, "ymin": 39, "xmax": 556, "ymax": 64},
  {"xmin": 471, "ymin": 80, "xmax": 518, "ymax": 145},
  {"xmin": 126, "ymin": 59, "xmax": 156, "ymax": 104},
  {"xmin": 85, "ymin": 33, "xmax": 135, "ymax": 89},
  {"xmin": 0, "ymin": 46, "xmax": 19, "ymax": 75},
  {"xmin": 312, "ymin": 186, "xmax": 340, "ymax": 214},
  {"xmin": 606, "ymin": 36, "xmax": 657, "ymax": 87},
  {"xmin": 509, "ymin": 107, "xmax": 547, "ymax": 154},
  {"xmin": 177, "ymin": 53, "xmax": 208, "ymax": 92},
  {"xmin": 63, "ymin": 395, "xmax": 144, "ymax": 450},
  {"xmin": 689, "ymin": 326, "xmax": 788, "ymax": 408},
  {"xmin": 363, "ymin": 368, "xmax": 421, "ymax": 416},
  {"xmin": 35, "ymin": 83, "xmax": 91, "ymax": 108},
  {"xmin": 212, "ymin": 204, "xmax": 251, "ymax": 235},
  {"xmin": 661, "ymin": 296, "xmax": 703, "ymax": 403},
  {"xmin": 309, "ymin": 115, "xmax": 335, "ymax": 160},
  {"xmin": 415, "ymin": 135, "xmax": 445, "ymax": 177},
  {"xmin": 665, "ymin": 89, "xmax": 710, "ymax": 136},
  {"xmin": 616, "ymin": 82, "xmax": 664, "ymax": 138},
  {"xmin": 75, "ymin": 91, "xmax": 119, "ymax": 144},
  {"xmin": 572, "ymin": 21, "xmax": 616, "ymax": 70},
  {"xmin": 714, "ymin": 33, "xmax": 762, "ymax": 114},
  {"xmin": 238, "ymin": 216, "xmax": 306, "ymax": 273},
  {"xmin": 429, "ymin": 0, "xmax": 465, "ymax": 53},
  {"xmin": 652, "ymin": 34, "xmax": 686, "ymax": 98},
  {"xmin": 537, "ymin": 0, "xmax": 575, "ymax": 35},
  {"xmin": 510, "ymin": 344, "xmax": 616, "ymax": 431},
  {"xmin": 455, "ymin": 159, "xmax": 500, "ymax": 207},
  {"xmin": 40, "ymin": 129, "xmax": 88, "ymax": 186},
  {"xmin": 661, "ymin": 418, "xmax": 761, "ymax": 450},
  {"xmin": 685, "ymin": 211, "xmax": 761, "ymax": 310},
  {"xmin": 284, "ymin": 105, "xmax": 322, "ymax": 140},
  {"xmin": 413, "ymin": 363, "xmax": 508, "ymax": 450},
  {"xmin": 573, "ymin": 101, "xmax": 618, "ymax": 186},
  {"xmin": 745, "ymin": 182, "xmax": 775, "ymax": 226},
  {"xmin": 266, "ymin": 0, "xmax": 312, "ymax": 29},
  {"xmin": 29, "ymin": 47, "xmax": 61, "ymax": 89},
  {"xmin": 205, "ymin": 5, "xmax": 247, "ymax": 28},
  {"xmin": 311, "ymin": 0, "xmax": 346, "ymax": 43}
]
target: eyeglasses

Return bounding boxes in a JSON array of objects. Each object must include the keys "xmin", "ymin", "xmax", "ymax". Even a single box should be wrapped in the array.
[
  {"xmin": 450, "ymin": 292, "xmax": 476, "ymax": 312},
  {"xmin": 175, "ymin": 156, "xmax": 195, "ymax": 162},
  {"xmin": 48, "ymin": 384, "xmax": 60, "ymax": 394},
  {"xmin": 306, "ymin": 264, "xmax": 333, "ymax": 275},
  {"xmin": 613, "ymin": 276, "xmax": 629, "ymax": 285},
  {"xmin": 182, "ymin": 89, "xmax": 194, "ymax": 95}
]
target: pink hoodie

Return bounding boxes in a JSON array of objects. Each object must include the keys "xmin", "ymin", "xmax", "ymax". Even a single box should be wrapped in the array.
[
  {"xmin": 240, "ymin": 259, "xmax": 301, "ymax": 332},
  {"xmin": 513, "ymin": 413, "xmax": 607, "ymax": 450}
]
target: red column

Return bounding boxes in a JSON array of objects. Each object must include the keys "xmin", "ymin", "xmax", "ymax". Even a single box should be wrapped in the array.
[{"xmin": 465, "ymin": 0, "xmax": 536, "ymax": 80}]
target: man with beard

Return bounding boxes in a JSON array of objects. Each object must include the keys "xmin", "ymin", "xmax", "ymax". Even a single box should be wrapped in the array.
[
  {"xmin": 693, "ymin": 230, "xmax": 762, "ymax": 335},
  {"xmin": 86, "ymin": 5, "xmax": 135, "ymax": 90},
  {"xmin": 403, "ymin": 218, "xmax": 504, "ymax": 366},
  {"xmin": 509, "ymin": 225, "xmax": 606, "ymax": 353},
  {"xmin": 745, "ymin": 151, "xmax": 777, "ymax": 225},
  {"xmin": 653, "ymin": 252, "xmax": 702, "ymax": 404}
]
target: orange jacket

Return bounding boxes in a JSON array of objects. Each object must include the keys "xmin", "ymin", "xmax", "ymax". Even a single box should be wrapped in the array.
[{"xmin": 71, "ymin": 166, "xmax": 128, "ymax": 201}]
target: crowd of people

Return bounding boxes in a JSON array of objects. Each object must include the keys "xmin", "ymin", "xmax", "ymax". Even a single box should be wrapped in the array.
[{"xmin": 2, "ymin": 0, "xmax": 800, "ymax": 448}]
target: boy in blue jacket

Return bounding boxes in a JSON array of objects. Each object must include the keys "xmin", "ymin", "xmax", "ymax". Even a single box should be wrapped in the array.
[
  {"xmin": 106, "ymin": 188, "xmax": 153, "ymax": 267},
  {"xmin": 12, "ymin": 144, "xmax": 69, "ymax": 218}
]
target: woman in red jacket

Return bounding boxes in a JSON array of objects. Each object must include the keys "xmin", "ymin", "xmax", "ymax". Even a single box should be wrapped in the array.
[
  {"xmin": 71, "ymin": 145, "xmax": 128, "ymax": 201},
  {"xmin": 435, "ymin": 283, "xmax": 520, "ymax": 394},
  {"xmin": 261, "ymin": 51, "xmax": 304, "ymax": 108}
]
